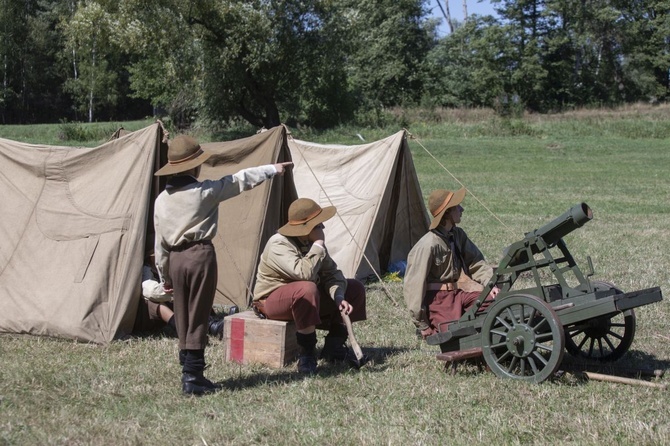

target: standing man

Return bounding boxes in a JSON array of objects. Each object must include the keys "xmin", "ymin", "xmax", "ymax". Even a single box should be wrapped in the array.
[
  {"xmin": 154, "ymin": 135, "xmax": 291, "ymax": 396},
  {"xmin": 252, "ymin": 198, "xmax": 367, "ymax": 374},
  {"xmin": 403, "ymin": 188, "xmax": 499, "ymax": 339}
]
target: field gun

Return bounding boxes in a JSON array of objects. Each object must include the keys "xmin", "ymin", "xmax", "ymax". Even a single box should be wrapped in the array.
[{"xmin": 426, "ymin": 202, "xmax": 663, "ymax": 383}]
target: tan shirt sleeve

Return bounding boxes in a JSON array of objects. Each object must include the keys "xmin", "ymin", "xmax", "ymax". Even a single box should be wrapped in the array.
[
  {"xmin": 254, "ymin": 234, "xmax": 348, "ymax": 302},
  {"xmin": 263, "ymin": 236, "xmax": 326, "ymax": 282},
  {"xmin": 403, "ymin": 235, "xmax": 433, "ymax": 330}
]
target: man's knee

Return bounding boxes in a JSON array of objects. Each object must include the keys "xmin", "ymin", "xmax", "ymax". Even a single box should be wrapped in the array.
[
  {"xmin": 345, "ymin": 279, "xmax": 365, "ymax": 301},
  {"xmin": 345, "ymin": 279, "xmax": 367, "ymax": 320},
  {"xmin": 293, "ymin": 281, "xmax": 320, "ymax": 304}
]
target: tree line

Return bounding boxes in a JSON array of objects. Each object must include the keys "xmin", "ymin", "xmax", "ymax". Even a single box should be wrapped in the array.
[{"xmin": 1, "ymin": 0, "xmax": 668, "ymax": 129}]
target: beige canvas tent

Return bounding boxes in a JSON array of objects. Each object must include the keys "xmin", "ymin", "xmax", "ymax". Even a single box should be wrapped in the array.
[
  {"xmin": 200, "ymin": 126, "xmax": 297, "ymax": 308},
  {"xmin": 0, "ymin": 123, "xmax": 167, "ymax": 343},
  {"xmin": 0, "ymin": 124, "xmax": 294, "ymax": 342},
  {"xmin": 0, "ymin": 123, "xmax": 426, "ymax": 343},
  {"xmin": 287, "ymin": 130, "xmax": 429, "ymax": 280}
]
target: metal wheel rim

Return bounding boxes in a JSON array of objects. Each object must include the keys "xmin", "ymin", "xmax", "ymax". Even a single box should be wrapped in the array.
[{"xmin": 482, "ymin": 294, "xmax": 565, "ymax": 383}]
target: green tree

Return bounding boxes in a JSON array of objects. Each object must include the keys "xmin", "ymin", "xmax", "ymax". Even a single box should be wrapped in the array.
[
  {"xmin": 423, "ymin": 15, "xmax": 513, "ymax": 109},
  {"xmin": 108, "ymin": 0, "xmax": 435, "ymax": 129},
  {"xmin": 616, "ymin": 0, "xmax": 670, "ymax": 102},
  {"xmin": 61, "ymin": 1, "xmax": 119, "ymax": 122},
  {"xmin": 491, "ymin": 0, "xmax": 552, "ymax": 111},
  {"xmin": 193, "ymin": 0, "xmax": 354, "ymax": 128},
  {"xmin": 0, "ymin": 0, "xmax": 72, "ymax": 123},
  {"xmin": 108, "ymin": 0, "xmax": 203, "ymax": 128},
  {"xmin": 344, "ymin": 0, "xmax": 433, "ymax": 110}
]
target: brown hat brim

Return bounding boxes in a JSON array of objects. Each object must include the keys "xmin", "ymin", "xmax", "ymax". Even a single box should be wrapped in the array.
[
  {"xmin": 278, "ymin": 205, "xmax": 337, "ymax": 237},
  {"xmin": 154, "ymin": 150, "xmax": 212, "ymax": 177},
  {"xmin": 429, "ymin": 188, "xmax": 466, "ymax": 230}
]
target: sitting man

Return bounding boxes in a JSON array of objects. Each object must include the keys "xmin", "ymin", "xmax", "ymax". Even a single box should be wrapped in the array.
[
  {"xmin": 140, "ymin": 250, "xmax": 177, "ymax": 336},
  {"xmin": 140, "ymin": 250, "xmax": 229, "ymax": 338},
  {"xmin": 403, "ymin": 188, "xmax": 499, "ymax": 339},
  {"xmin": 252, "ymin": 198, "xmax": 367, "ymax": 374}
]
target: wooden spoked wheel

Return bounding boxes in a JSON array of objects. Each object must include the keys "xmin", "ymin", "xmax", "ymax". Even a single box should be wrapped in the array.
[
  {"xmin": 564, "ymin": 310, "xmax": 636, "ymax": 361},
  {"xmin": 564, "ymin": 281, "xmax": 636, "ymax": 362},
  {"xmin": 482, "ymin": 294, "xmax": 565, "ymax": 383}
]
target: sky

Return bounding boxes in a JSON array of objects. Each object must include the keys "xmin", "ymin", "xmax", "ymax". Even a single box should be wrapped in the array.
[{"xmin": 427, "ymin": 0, "xmax": 498, "ymax": 36}]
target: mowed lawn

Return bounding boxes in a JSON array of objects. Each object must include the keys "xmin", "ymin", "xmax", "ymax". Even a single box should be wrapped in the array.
[{"xmin": 1, "ymin": 108, "xmax": 669, "ymax": 445}]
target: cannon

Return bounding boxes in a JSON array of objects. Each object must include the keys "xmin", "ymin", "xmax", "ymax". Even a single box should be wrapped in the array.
[{"xmin": 426, "ymin": 202, "xmax": 663, "ymax": 383}]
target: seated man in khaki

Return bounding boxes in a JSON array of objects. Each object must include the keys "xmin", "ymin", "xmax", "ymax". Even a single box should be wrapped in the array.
[
  {"xmin": 252, "ymin": 198, "xmax": 367, "ymax": 374},
  {"xmin": 403, "ymin": 188, "xmax": 499, "ymax": 339}
]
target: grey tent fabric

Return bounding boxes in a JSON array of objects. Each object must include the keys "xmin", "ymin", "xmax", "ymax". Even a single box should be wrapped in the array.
[
  {"xmin": 287, "ymin": 130, "xmax": 429, "ymax": 280},
  {"xmin": 0, "ymin": 123, "xmax": 166, "ymax": 343}
]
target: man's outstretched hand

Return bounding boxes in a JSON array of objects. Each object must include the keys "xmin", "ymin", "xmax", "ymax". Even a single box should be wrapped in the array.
[{"xmin": 274, "ymin": 162, "xmax": 293, "ymax": 175}]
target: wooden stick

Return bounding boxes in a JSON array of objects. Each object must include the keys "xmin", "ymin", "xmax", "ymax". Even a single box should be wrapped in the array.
[
  {"xmin": 562, "ymin": 364, "xmax": 665, "ymax": 378},
  {"xmin": 341, "ymin": 312, "xmax": 365, "ymax": 363},
  {"xmin": 583, "ymin": 371, "xmax": 667, "ymax": 390}
]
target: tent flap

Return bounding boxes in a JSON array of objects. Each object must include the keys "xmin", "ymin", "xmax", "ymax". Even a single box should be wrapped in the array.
[{"xmin": 0, "ymin": 123, "xmax": 165, "ymax": 343}]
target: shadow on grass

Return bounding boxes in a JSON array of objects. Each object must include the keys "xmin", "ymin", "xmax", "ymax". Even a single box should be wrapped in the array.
[
  {"xmin": 216, "ymin": 345, "xmax": 410, "ymax": 391},
  {"xmin": 557, "ymin": 349, "xmax": 670, "ymax": 386}
]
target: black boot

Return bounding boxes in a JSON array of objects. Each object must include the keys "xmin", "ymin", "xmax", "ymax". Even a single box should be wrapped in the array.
[
  {"xmin": 181, "ymin": 349, "xmax": 220, "ymax": 396},
  {"xmin": 320, "ymin": 335, "xmax": 350, "ymax": 362},
  {"xmin": 163, "ymin": 315, "xmax": 177, "ymax": 337},
  {"xmin": 181, "ymin": 372, "xmax": 219, "ymax": 396},
  {"xmin": 296, "ymin": 332, "xmax": 318, "ymax": 374},
  {"xmin": 208, "ymin": 316, "xmax": 225, "ymax": 339},
  {"xmin": 321, "ymin": 323, "xmax": 351, "ymax": 362}
]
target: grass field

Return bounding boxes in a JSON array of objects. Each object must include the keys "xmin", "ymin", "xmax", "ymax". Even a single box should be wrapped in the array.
[{"xmin": 1, "ymin": 106, "xmax": 669, "ymax": 445}]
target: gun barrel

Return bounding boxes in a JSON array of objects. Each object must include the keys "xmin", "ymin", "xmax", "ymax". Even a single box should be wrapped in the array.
[{"xmin": 531, "ymin": 202, "xmax": 593, "ymax": 246}]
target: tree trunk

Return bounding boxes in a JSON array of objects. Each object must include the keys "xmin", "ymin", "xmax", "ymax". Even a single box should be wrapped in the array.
[
  {"xmin": 435, "ymin": 0, "xmax": 453, "ymax": 34},
  {"xmin": 263, "ymin": 103, "xmax": 281, "ymax": 128},
  {"xmin": 88, "ymin": 42, "xmax": 96, "ymax": 123}
]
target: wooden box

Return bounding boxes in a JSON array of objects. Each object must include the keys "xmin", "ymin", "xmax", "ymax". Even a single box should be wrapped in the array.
[{"xmin": 223, "ymin": 311, "xmax": 299, "ymax": 368}]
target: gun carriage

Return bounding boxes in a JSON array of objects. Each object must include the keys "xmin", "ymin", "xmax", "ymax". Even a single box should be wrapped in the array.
[{"xmin": 426, "ymin": 202, "xmax": 663, "ymax": 383}]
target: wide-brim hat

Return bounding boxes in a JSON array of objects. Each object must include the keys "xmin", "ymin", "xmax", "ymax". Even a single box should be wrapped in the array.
[
  {"xmin": 278, "ymin": 198, "xmax": 336, "ymax": 237},
  {"xmin": 428, "ymin": 188, "xmax": 466, "ymax": 230},
  {"xmin": 154, "ymin": 135, "xmax": 211, "ymax": 176}
]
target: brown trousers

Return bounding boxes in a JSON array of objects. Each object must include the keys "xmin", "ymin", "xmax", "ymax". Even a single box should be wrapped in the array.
[
  {"xmin": 258, "ymin": 279, "xmax": 367, "ymax": 331},
  {"xmin": 426, "ymin": 289, "xmax": 483, "ymax": 334},
  {"xmin": 169, "ymin": 241, "xmax": 217, "ymax": 350}
]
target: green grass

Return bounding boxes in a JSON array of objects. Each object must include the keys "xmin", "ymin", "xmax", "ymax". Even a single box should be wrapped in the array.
[{"xmin": 1, "ymin": 106, "xmax": 670, "ymax": 445}]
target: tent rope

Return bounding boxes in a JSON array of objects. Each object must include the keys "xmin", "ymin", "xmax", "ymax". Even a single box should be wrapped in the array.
[
  {"xmin": 287, "ymin": 132, "xmax": 399, "ymax": 306},
  {"xmin": 404, "ymin": 129, "xmax": 516, "ymax": 236}
]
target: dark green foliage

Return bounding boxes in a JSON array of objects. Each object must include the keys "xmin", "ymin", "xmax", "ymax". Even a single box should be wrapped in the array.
[
  {"xmin": 57, "ymin": 119, "xmax": 119, "ymax": 141},
  {"xmin": 1, "ymin": 0, "xmax": 670, "ymax": 127}
]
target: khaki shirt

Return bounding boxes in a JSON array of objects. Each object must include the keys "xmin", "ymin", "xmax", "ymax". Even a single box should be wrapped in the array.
[
  {"xmin": 403, "ymin": 226, "xmax": 493, "ymax": 329},
  {"xmin": 153, "ymin": 165, "xmax": 277, "ymax": 286},
  {"xmin": 253, "ymin": 233, "xmax": 347, "ymax": 302}
]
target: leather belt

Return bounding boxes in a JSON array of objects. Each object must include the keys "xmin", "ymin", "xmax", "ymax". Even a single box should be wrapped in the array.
[
  {"xmin": 170, "ymin": 239, "xmax": 212, "ymax": 252},
  {"xmin": 426, "ymin": 282, "xmax": 456, "ymax": 292}
]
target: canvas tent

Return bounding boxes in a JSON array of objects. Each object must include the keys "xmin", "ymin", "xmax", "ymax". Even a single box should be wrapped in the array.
[
  {"xmin": 0, "ymin": 124, "xmax": 294, "ymax": 343},
  {"xmin": 0, "ymin": 123, "xmax": 167, "ymax": 344},
  {"xmin": 199, "ymin": 126, "xmax": 297, "ymax": 308},
  {"xmin": 0, "ymin": 123, "xmax": 427, "ymax": 343},
  {"xmin": 287, "ymin": 130, "xmax": 429, "ymax": 280}
]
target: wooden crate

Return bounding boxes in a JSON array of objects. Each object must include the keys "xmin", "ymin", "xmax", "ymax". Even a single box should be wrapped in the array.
[{"xmin": 222, "ymin": 311, "xmax": 299, "ymax": 368}]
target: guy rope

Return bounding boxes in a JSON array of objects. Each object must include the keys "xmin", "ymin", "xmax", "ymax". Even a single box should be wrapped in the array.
[
  {"xmin": 286, "ymin": 130, "xmax": 399, "ymax": 306},
  {"xmin": 404, "ymin": 128, "xmax": 516, "ymax": 237}
]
